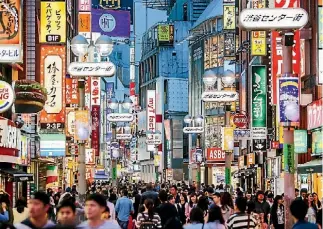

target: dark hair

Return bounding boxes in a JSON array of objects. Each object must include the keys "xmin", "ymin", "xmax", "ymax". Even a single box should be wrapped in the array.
[
  {"xmin": 15, "ymin": 198, "xmax": 27, "ymax": 214},
  {"xmin": 180, "ymin": 193, "xmax": 188, "ymax": 203},
  {"xmin": 171, "ymin": 185, "xmax": 177, "ymax": 191},
  {"xmin": 146, "ymin": 183, "xmax": 153, "ymax": 190},
  {"xmin": 267, "ymin": 193, "xmax": 274, "ymax": 199},
  {"xmin": 197, "ymin": 196, "xmax": 209, "ymax": 212},
  {"xmin": 235, "ymin": 197, "xmax": 247, "ymax": 212},
  {"xmin": 32, "ymin": 191, "xmax": 50, "ymax": 205},
  {"xmin": 271, "ymin": 195, "xmax": 283, "ymax": 216},
  {"xmin": 86, "ymin": 193, "xmax": 106, "ymax": 207},
  {"xmin": 190, "ymin": 207, "xmax": 204, "ymax": 224},
  {"xmin": 167, "ymin": 195, "xmax": 174, "ymax": 202},
  {"xmin": 213, "ymin": 192, "xmax": 221, "ymax": 198},
  {"xmin": 290, "ymin": 199, "xmax": 308, "ymax": 220},
  {"xmin": 221, "ymin": 192, "xmax": 233, "ymax": 209},
  {"xmin": 206, "ymin": 187, "xmax": 213, "ymax": 194},
  {"xmin": 247, "ymin": 200, "xmax": 255, "ymax": 214},
  {"xmin": 208, "ymin": 205, "xmax": 225, "ymax": 224},
  {"xmin": 159, "ymin": 190, "xmax": 168, "ymax": 202},
  {"xmin": 189, "ymin": 193, "xmax": 197, "ymax": 207},
  {"xmin": 57, "ymin": 199, "xmax": 76, "ymax": 213},
  {"xmin": 144, "ymin": 199, "xmax": 154, "ymax": 219},
  {"xmin": 122, "ymin": 189, "xmax": 128, "ymax": 196}
]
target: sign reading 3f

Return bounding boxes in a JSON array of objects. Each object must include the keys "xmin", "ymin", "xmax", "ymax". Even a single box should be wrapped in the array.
[{"xmin": 99, "ymin": 14, "xmax": 116, "ymax": 32}]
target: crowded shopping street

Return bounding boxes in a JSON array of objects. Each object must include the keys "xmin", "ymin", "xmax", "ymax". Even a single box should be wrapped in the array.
[{"xmin": 0, "ymin": 0, "xmax": 321, "ymax": 228}]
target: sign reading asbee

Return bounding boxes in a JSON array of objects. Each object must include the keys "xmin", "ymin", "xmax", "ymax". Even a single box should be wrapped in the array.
[
  {"xmin": 206, "ymin": 148, "xmax": 225, "ymax": 162},
  {"xmin": 239, "ymin": 8, "xmax": 308, "ymax": 30}
]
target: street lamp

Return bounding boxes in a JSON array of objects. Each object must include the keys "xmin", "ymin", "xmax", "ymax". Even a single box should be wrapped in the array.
[{"xmin": 222, "ymin": 70, "xmax": 236, "ymax": 87}]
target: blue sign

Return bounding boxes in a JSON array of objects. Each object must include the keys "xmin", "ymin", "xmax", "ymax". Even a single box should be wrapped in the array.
[{"xmin": 40, "ymin": 134, "xmax": 66, "ymax": 157}]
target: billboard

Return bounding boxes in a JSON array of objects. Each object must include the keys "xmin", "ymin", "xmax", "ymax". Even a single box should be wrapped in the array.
[
  {"xmin": 204, "ymin": 35, "xmax": 224, "ymax": 69},
  {"xmin": 40, "ymin": 1, "xmax": 66, "ymax": 43},
  {"xmin": 91, "ymin": 9, "xmax": 130, "ymax": 38},
  {"xmin": 40, "ymin": 46, "xmax": 66, "ymax": 128},
  {"xmin": 105, "ymin": 82, "xmax": 114, "ymax": 141},
  {"xmin": 0, "ymin": 0, "xmax": 22, "ymax": 62},
  {"xmin": 223, "ymin": 5, "xmax": 235, "ymax": 30},
  {"xmin": 278, "ymin": 77, "xmax": 300, "ymax": 126},
  {"xmin": 74, "ymin": 110, "xmax": 91, "ymax": 141},
  {"xmin": 271, "ymin": 0, "xmax": 300, "ymax": 104},
  {"xmin": 319, "ymin": 6, "xmax": 323, "ymax": 84},
  {"xmin": 157, "ymin": 25, "xmax": 174, "ymax": 46},
  {"xmin": 90, "ymin": 77, "xmax": 101, "ymax": 106}
]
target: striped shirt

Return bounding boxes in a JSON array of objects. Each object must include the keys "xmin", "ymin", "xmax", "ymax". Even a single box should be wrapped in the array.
[
  {"xmin": 136, "ymin": 212, "xmax": 162, "ymax": 229},
  {"xmin": 227, "ymin": 213, "xmax": 258, "ymax": 229}
]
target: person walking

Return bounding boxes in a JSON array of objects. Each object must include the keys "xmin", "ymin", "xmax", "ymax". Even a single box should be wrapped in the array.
[
  {"xmin": 140, "ymin": 183, "xmax": 159, "ymax": 209},
  {"xmin": 135, "ymin": 199, "xmax": 162, "ymax": 229},
  {"xmin": 115, "ymin": 190, "xmax": 134, "ymax": 229},
  {"xmin": 13, "ymin": 198, "xmax": 28, "ymax": 224},
  {"xmin": 56, "ymin": 199, "xmax": 77, "ymax": 226},
  {"xmin": 185, "ymin": 193, "xmax": 197, "ymax": 223},
  {"xmin": 227, "ymin": 197, "xmax": 257, "ymax": 229},
  {"xmin": 184, "ymin": 208, "xmax": 205, "ymax": 229},
  {"xmin": 204, "ymin": 205, "xmax": 225, "ymax": 229},
  {"xmin": 290, "ymin": 199, "xmax": 318, "ymax": 229},
  {"xmin": 270, "ymin": 195, "xmax": 284, "ymax": 229}
]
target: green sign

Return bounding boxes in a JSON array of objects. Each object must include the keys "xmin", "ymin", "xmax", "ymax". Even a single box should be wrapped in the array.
[
  {"xmin": 251, "ymin": 65, "xmax": 267, "ymax": 127},
  {"xmin": 196, "ymin": 171, "xmax": 200, "ymax": 183},
  {"xmin": 225, "ymin": 167, "xmax": 231, "ymax": 185},
  {"xmin": 294, "ymin": 130, "xmax": 308, "ymax": 153},
  {"xmin": 112, "ymin": 167, "xmax": 117, "ymax": 180},
  {"xmin": 312, "ymin": 130, "xmax": 323, "ymax": 155},
  {"xmin": 283, "ymin": 144, "xmax": 295, "ymax": 173}
]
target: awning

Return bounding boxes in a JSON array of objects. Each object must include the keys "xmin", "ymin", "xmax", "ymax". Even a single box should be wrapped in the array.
[
  {"xmin": 0, "ymin": 168, "xmax": 34, "ymax": 182},
  {"xmin": 297, "ymin": 159, "xmax": 322, "ymax": 174}
]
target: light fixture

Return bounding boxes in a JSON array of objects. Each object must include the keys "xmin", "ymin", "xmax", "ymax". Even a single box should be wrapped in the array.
[
  {"xmin": 95, "ymin": 35, "xmax": 114, "ymax": 56},
  {"xmin": 108, "ymin": 98, "xmax": 119, "ymax": 110},
  {"xmin": 71, "ymin": 35, "xmax": 89, "ymax": 57},
  {"xmin": 184, "ymin": 115, "xmax": 192, "ymax": 124},
  {"xmin": 203, "ymin": 70, "xmax": 217, "ymax": 86},
  {"xmin": 122, "ymin": 97, "xmax": 133, "ymax": 110},
  {"xmin": 194, "ymin": 115, "xmax": 204, "ymax": 125},
  {"xmin": 222, "ymin": 70, "xmax": 235, "ymax": 87},
  {"xmin": 284, "ymin": 102, "xmax": 300, "ymax": 121}
]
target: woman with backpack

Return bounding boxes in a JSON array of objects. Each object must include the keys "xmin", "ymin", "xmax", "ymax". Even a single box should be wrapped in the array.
[{"xmin": 135, "ymin": 199, "xmax": 162, "ymax": 229}]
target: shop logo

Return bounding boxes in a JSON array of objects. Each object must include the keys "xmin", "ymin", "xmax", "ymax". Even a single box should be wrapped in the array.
[
  {"xmin": 0, "ymin": 80, "xmax": 14, "ymax": 113},
  {"xmin": 99, "ymin": 14, "xmax": 116, "ymax": 32}
]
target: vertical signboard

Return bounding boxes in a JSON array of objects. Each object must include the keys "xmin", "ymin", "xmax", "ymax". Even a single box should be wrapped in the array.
[
  {"xmin": 271, "ymin": 0, "xmax": 300, "ymax": 104},
  {"xmin": 85, "ymin": 77, "xmax": 91, "ymax": 109},
  {"xmin": 278, "ymin": 77, "xmax": 300, "ymax": 126},
  {"xmin": 224, "ymin": 33, "xmax": 235, "ymax": 57},
  {"xmin": 283, "ymin": 144, "xmax": 294, "ymax": 173},
  {"xmin": 221, "ymin": 127, "xmax": 234, "ymax": 151},
  {"xmin": 79, "ymin": 0, "xmax": 91, "ymax": 11},
  {"xmin": 223, "ymin": 5, "xmax": 236, "ymax": 30},
  {"xmin": 65, "ymin": 77, "xmax": 79, "ymax": 106},
  {"xmin": 157, "ymin": 25, "xmax": 174, "ymax": 46},
  {"xmin": 74, "ymin": 110, "xmax": 90, "ymax": 141},
  {"xmin": 294, "ymin": 130, "xmax": 307, "ymax": 153},
  {"xmin": 307, "ymin": 98, "xmax": 323, "ymax": 130},
  {"xmin": 40, "ymin": 1, "xmax": 67, "ymax": 43},
  {"xmin": 146, "ymin": 90, "xmax": 156, "ymax": 133},
  {"xmin": 106, "ymin": 82, "xmax": 114, "ymax": 141},
  {"xmin": 40, "ymin": 46, "xmax": 66, "ymax": 128},
  {"xmin": 251, "ymin": 1, "xmax": 266, "ymax": 56},
  {"xmin": 90, "ymin": 77, "xmax": 100, "ymax": 157},
  {"xmin": 78, "ymin": 13, "xmax": 91, "ymax": 33},
  {"xmin": 0, "ymin": 0, "xmax": 22, "ymax": 62}
]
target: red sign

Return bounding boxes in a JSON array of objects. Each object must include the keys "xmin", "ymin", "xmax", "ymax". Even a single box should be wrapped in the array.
[
  {"xmin": 271, "ymin": 141, "xmax": 280, "ymax": 149},
  {"xmin": 206, "ymin": 148, "xmax": 225, "ymax": 162},
  {"xmin": 130, "ymin": 82, "xmax": 135, "ymax": 96},
  {"xmin": 271, "ymin": 0, "xmax": 300, "ymax": 105},
  {"xmin": 65, "ymin": 78, "xmax": 79, "ymax": 105},
  {"xmin": 307, "ymin": 98, "xmax": 323, "ymax": 130},
  {"xmin": 233, "ymin": 113, "xmax": 248, "ymax": 128},
  {"xmin": 91, "ymin": 105, "xmax": 100, "ymax": 156}
]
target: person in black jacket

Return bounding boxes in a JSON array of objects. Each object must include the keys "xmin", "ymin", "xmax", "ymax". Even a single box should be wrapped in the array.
[
  {"xmin": 254, "ymin": 191, "xmax": 271, "ymax": 224},
  {"xmin": 140, "ymin": 183, "xmax": 159, "ymax": 209},
  {"xmin": 156, "ymin": 190, "xmax": 181, "ymax": 228},
  {"xmin": 270, "ymin": 195, "xmax": 285, "ymax": 229}
]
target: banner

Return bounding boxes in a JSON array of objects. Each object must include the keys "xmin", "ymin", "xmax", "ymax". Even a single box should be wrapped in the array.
[
  {"xmin": 278, "ymin": 77, "xmax": 299, "ymax": 126},
  {"xmin": 224, "ymin": 33, "xmax": 235, "ymax": 57},
  {"xmin": 251, "ymin": 65, "xmax": 267, "ymax": 128},
  {"xmin": 223, "ymin": 5, "xmax": 235, "ymax": 30},
  {"xmin": 65, "ymin": 77, "xmax": 79, "ymax": 106},
  {"xmin": 40, "ymin": 46, "xmax": 66, "ymax": 127},
  {"xmin": 312, "ymin": 130, "xmax": 323, "ymax": 155},
  {"xmin": 91, "ymin": 105, "xmax": 100, "ymax": 156},
  {"xmin": 221, "ymin": 127, "xmax": 234, "ymax": 151},
  {"xmin": 146, "ymin": 90, "xmax": 156, "ymax": 132},
  {"xmin": 78, "ymin": 13, "xmax": 91, "ymax": 33},
  {"xmin": 251, "ymin": 31, "xmax": 266, "ymax": 56},
  {"xmin": 91, "ymin": 9, "xmax": 130, "ymax": 38},
  {"xmin": 283, "ymin": 144, "xmax": 294, "ymax": 173},
  {"xmin": 294, "ymin": 130, "xmax": 307, "ymax": 153},
  {"xmin": 85, "ymin": 77, "xmax": 91, "ymax": 109},
  {"xmin": 0, "ymin": 0, "xmax": 22, "ymax": 62},
  {"xmin": 40, "ymin": 1, "xmax": 66, "ymax": 43}
]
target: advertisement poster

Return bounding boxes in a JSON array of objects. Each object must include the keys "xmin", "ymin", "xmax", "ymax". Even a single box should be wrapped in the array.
[
  {"xmin": 91, "ymin": 105, "xmax": 100, "ymax": 156},
  {"xmin": 318, "ymin": 7, "xmax": 322, "ymax": 49},
  {"xmin": 221, "ymin": 127, "xmax": 234, "ymax": 151},
  {"xmin": 224, "ymin": 33, "xmax": 235, "ymax": 57},
  {"xmin": 278, "ymin": 77, "xmax": 300, "ymax": 126},
  {"xmin": 191, "ymin": 40, "xmax": 204, "ymax": 109},
  {"xmin": 40, "ymin": 1, "xmax": 66, "ymax": 43},
  {"xmin": 74, "ymin": 110, "xmax": 90, "ymax": 141},
  {"xmin": 251, "ymin": 31, "xmax": 266, "ymax": 56},
  {"xmin": 223, "ymin": 5, "xmax": 235, "ymax": 30},
  {"xmin": 158, "ymin": 25, "xmax": 174, "ymax": 46},
  {"xmin": 251, "ymin": 65, "xmax": 267, "ymax": 128},
  {"xmin": 0, "ymin": 0, "xmax": 22, "ymax": 62},
  {"xmin": 283, "ymin": 144, "xmax": 294, "ymax": 173},
  {"xmin": 294, "ymin": 130, "xmax": 307, "ymax": 153},
  {"xmin": 65, "ymin": 108, "xmax": 75, "ymax": 138},
  {"xmin": 91, "ymin": 9, "xmax": 130, "ymax": 38},
  {"xmin": 40, "ymin": 46, "xmax": 66, "ymax": 126}
]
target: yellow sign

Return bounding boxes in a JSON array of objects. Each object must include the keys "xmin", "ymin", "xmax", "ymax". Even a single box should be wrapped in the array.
[
  {"xmin": 158, "ymin": 25, "xmax": 170, "ymax": 42},
  {"xmin": 40, "ymin": 1, "xmax": 66, "ymax": 43},
  {"xmin": 251, "ymin": 31, "xmax": 267, "ymax": 56},
  {"xmin": 223, "ymin": 5, "xmax": 236, "ymax": 30},
  {"xmin": 222, "ymin": 127, "xmax": 234, "ymax": 151}
]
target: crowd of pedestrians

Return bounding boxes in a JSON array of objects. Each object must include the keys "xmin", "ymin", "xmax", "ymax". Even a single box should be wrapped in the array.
[{"xmin": 0, "ymin": 182, "xmax": 321, "ymax": 229}]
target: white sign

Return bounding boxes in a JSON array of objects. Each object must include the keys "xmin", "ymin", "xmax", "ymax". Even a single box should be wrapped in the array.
[
  {"xmin": 44, "ymin": 55, "xmax": 63, "ymax": 114},
  {"xmin": 99, "ymin": 14, "xmax": 116, "ymax": 32},
  {"xmin": 67, "ymin": 110, "xmax": 75, "ymax": 136},
  {"xmin": 67, "ymin": 62, "xmax": 116, "ymax": 77},
  {"xmin": 107, "ymin": 113, "xmax": 133, "ymax": 122},
  {"xmin": 319, "ymin": 50, "xmax": 323, "ymax": 84},
  {"xmin": 251, "ymin": 127, "xmax": 267, "ymax": 139},
  {"xmin": 0, "ymin": 81, "xmax": 14, "ymax": 113},
  {"xmin": 234, "ymin": 129, "xmax": 251, "ymax": 140},
  {"xmin": 183, "ymin": 127, "xmax": 204, "ymax": 134},
  {"xmin": 0, "ymin": 46, "xmax": 22, "ymax": 63},
  {"xmin": 239, "ymin": 8, "xmax": 309, "ymax": 30},
  {"xmin": 91, "ymin": 77, "xmax": 100, "ymax": 106},
  {"xmin": 85, "ymin": 148, "xmax": 95, "ymax": 165},
  {"xmin": 116, "ymin": 134, "xmax": 132, "ymax": 140},
  {"xmin": 146, "ymin": 139, "xmax": 162, "ymax": 145},
  {"xmin": 146, "ymin": 90, "xmax": 156, "ymax": 132},
  {"xmin": 201, "ymin": 91, "xmax": 238, "ymax": 102}
]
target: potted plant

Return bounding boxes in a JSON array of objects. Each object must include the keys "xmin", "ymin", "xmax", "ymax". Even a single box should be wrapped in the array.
[{"xmin": 14, "ymin": 80, "xmax": 47, "ymax": 113}]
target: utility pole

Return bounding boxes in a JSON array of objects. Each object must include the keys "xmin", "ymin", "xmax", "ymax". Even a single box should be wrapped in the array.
[{"xmin": 224, "ymin": 104, "xmax": 232, "ymax": 192}]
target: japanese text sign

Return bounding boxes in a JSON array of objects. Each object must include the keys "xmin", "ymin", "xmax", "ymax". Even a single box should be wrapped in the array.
[
  {"xmin": 40, "ymin": 46, "xmax": 66, "ymax": 124},
  {"xmin": 278, "ymin": 77, "xmax": 300, "ymax": 126},
  {"xmin": 247, "ymin": 153, "xmax": 255, "ymax": 166},
  {"xmin": 201, "ymin": 91, "xmax": 238, "ymax": 102},
  {"xmin": 65, "ymin": 77, "xmax": 79, "ymax": 106},
  {"xmin": 91, "ymin": 105, "xmax": 100, "ymax": 156},
  {"xmin": 85, "ymin": 149, "xmax": 95, "ymax": 165},
  {"xmin": 251, "ymin": 31, "xmax": 266, "ymax": 56},
  {"xmin": 206, "ymin": 148, "xmax": 225, "ymax": 162},
  {"xmin": 146, "ymin": 90, "xmax": 156, "ymax": 132},
  {"xmin": 294, "ymin": 130, "xmax": 307, "ymax": 153},
  {"xmin": 40, "ymin": 1, "xmax": 66, "ymax": 43},
  {"xmin": 239, "ymin": 8, "xmax": 308, "ymax": 30},
  {"xmin": 307, "ymin": 98, "xmax": 323, "ymax": 130},
  {"xmin": 283, "ymin": 144, "xmax": 294, "ymax": 173},
  {"xmin": 79, "ymin": 0, "xmax": 91, "ymax": 11},
  {"xmin": 224, "ymin": 33, "xmax": 235, "ymax": 57},
  {"xmin": 223, "ymin": 5, "xmax": 236, "ymax": 30},
  {"xmin": 0, "ymin": 119, "xmax": 19, "ymax": 149},
  {"xmin": 0, "ymin": 0, "xmax": 22, "ymax": 62},
  {"xmin": 65, "ymin": 108, "xmax": 75, "ymax": 137},
  {"xmin": 158, "ymin": 25, "xmax": 170, "ymax": 42},
  {"xmin": 78, "ymin": 13, "xmax": 91, "ymax": 33},
  {"xmin": 251, "ymin": 65, "xmax": 267, "ymax": 128},
  {"xmin": 68, "ymin": 62, "xmax": 116, "ymax": 77},
  {"xmin": 90, "ymin": 77, "xmax": 100, "ymax": 106}
]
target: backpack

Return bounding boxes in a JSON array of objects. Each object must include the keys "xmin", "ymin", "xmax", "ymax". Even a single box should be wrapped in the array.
[{"xmin": 139, "ymin": 213, "xmax": 158, "ymax": 229}]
